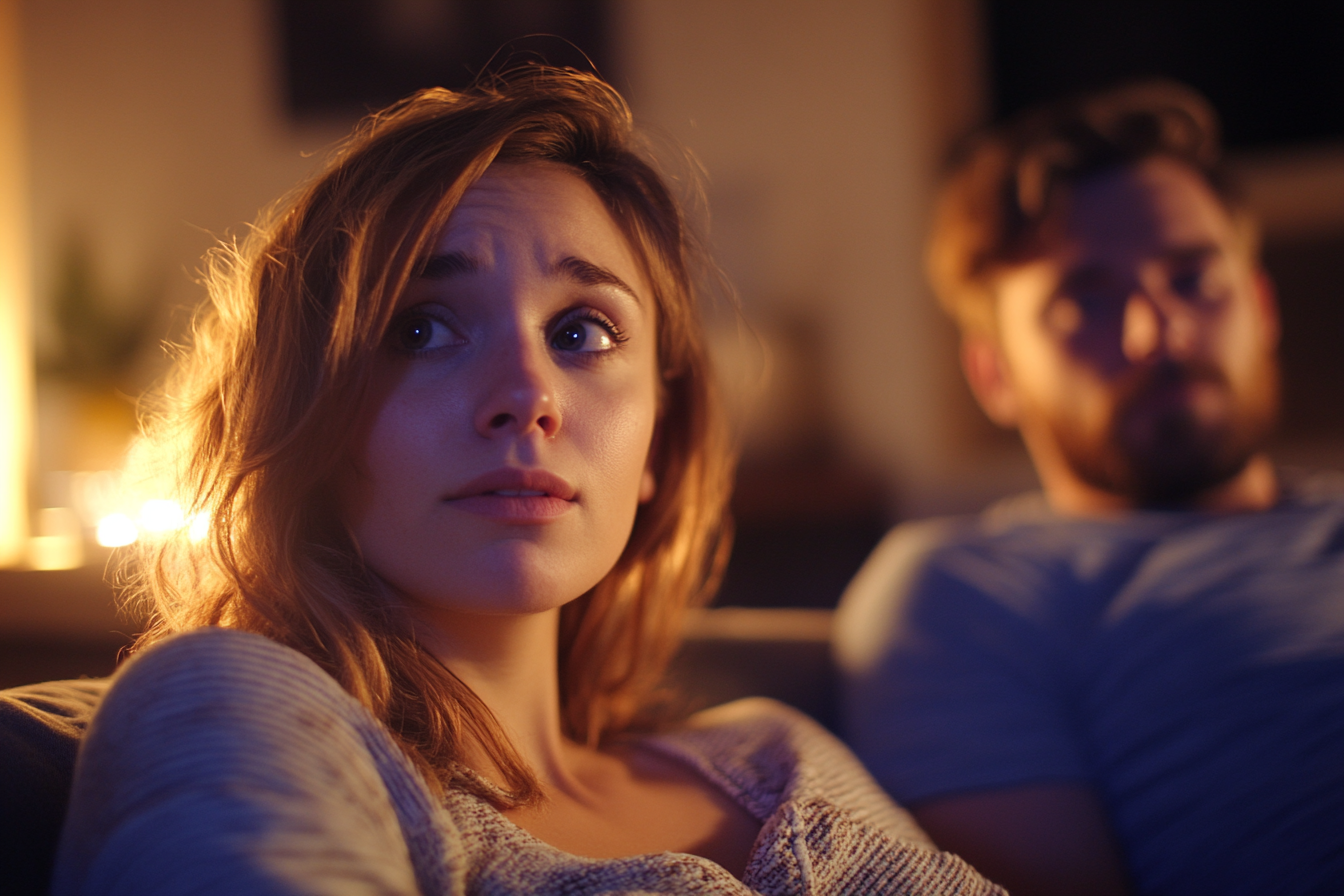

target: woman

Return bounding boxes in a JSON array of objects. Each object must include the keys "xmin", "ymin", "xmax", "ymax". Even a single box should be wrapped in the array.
[{"xmin": 53, "ymin": 68, "xmax": 1001, "ymax": 895}]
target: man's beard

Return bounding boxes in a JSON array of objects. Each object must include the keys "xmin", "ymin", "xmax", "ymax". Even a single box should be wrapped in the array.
[{"xmin": 1049, "ymin": 358, "xmax": 1279, "ymax": 508}]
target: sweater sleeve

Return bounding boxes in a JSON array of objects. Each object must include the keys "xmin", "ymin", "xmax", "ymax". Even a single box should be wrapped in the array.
[{"xmin": 51, "ymin": 627, "xmax": 461, "ymax": 896}]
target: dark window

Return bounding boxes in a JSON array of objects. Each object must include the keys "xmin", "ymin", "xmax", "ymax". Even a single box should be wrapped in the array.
[
  {"xmin": 1263, "ymin": 231, "xmax": 1344, "ymax": 440},
  {"xmin": 987, "ymin": 0, "xmax": 1344, "ymax": 150},
  {"xmin": 278, "ymin": 0, "xmax": 612, "ymax": 119}
]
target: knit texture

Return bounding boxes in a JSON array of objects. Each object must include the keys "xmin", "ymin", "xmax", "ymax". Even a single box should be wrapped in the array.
[{"xmin": 54, "ymin": 628, "xmax": 1003, "ymax": 895}]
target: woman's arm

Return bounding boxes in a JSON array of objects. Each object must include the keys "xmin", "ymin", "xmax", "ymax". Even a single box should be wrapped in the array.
[{"xmin": 52, "ymin": 628, "xmax": 453, "ymax": 896}]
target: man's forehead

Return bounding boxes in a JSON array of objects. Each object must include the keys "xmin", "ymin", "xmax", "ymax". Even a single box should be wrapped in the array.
[
  {"xmin": 1047, "ymin": 157, "xmax": 1238, "ymax": 263},
  {"xmin": 985, "ymin": 158, "xmax": 1248, "ymax": 312}
]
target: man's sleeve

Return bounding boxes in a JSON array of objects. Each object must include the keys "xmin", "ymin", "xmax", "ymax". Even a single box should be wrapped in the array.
[{"xmin": 833, "ymin": 520, "xmax": 1090, "ymax": 805}]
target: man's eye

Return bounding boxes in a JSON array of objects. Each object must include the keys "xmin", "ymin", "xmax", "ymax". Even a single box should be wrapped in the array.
[
  {"xmin": 550, "ymin": 316, "xmax": 621, "ymax": 353},
  {"xmin": 1171, "ymin": 267, "xmax": 1223, "ymax": 302},
  {"xmin": 393, "ymin": 313, "xmax": 460, "ymax": 353},
  {"xmin": 1047, "ymin": 284, "xmax": 1130, "ymax": 334},
  {"xmin": 1169, "ymin": 267, "xmax": 1200, "ymax": 294}
]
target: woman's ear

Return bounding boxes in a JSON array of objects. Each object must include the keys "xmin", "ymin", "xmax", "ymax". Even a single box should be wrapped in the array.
[
  {"xmin": 961, "ymin": 333, "xmax": 1020, "ymax": 428},
  {"xmin": 638, "ymin": 466, "xmax": 656, "ymax": 503},
  {"xmin": 639, "ymin": 416, "xmax": 662, "ymax": 504}
]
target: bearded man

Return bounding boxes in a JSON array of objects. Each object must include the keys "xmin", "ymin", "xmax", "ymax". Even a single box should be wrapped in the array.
[{"xmin": 835, "ymin": 82, "xmax": 1344, "ymax": 896}]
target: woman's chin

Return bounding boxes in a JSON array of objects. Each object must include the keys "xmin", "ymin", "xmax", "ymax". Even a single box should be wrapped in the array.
[{"xmin": 390, "ymin": 561, "xmax": 609, "ymax": 622}]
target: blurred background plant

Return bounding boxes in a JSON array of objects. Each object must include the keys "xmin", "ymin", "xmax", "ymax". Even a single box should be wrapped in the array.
[
  {"xmin": 38, "ymin": 230, "xmax": 161, "ymax": 391},
  {"xmin": 28, "ymin": 229, "xmax": 167, "ymax": 569}
]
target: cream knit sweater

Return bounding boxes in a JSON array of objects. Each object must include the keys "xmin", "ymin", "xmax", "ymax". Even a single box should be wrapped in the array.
[{"xmin": 53, "ymin": 628, "xmax": 1003, "ymax": 895}]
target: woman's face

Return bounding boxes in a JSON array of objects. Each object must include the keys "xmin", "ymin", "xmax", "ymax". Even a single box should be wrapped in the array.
[{"xmin": 340, "ymin": 162, "xmax": 660, "ymax": 621}]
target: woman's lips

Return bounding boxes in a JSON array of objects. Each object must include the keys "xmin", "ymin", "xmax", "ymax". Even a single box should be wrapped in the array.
[{"xmin": 443, "ymin": 469, "xmax": 576, "ymax": 522}]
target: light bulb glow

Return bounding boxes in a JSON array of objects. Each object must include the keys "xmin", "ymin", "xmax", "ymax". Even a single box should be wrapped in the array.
[
  {"xmin": 96, "ymin": 513, "xmax": 138, "ymax": 547},
  {"xmin": 139, "ymin": 499, "xmax": 185, "ymax": 533}
]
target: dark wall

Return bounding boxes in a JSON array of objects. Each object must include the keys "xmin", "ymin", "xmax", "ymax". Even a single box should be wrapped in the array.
[{"xmin": 986, "ymin": 0, "xmax": 1344, "ymax": 150}]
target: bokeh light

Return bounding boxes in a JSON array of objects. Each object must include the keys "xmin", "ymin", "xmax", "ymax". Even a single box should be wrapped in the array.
[
  {"xmin": 95, "ymin": 513, "xmax": 138, "ymax": 547},
  {"xmin": 138, "ymin": 499, "xmax": 185, "ymax": 533}
]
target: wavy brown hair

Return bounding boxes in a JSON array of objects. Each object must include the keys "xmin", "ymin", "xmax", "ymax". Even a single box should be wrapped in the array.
[{"xmin": 125, "ymin": 67, "xmax": 735, "ymax": 807}]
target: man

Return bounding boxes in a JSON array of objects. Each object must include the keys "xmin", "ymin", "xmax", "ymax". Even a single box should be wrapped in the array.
[{"xmin": 835, "ymin": 82, "xmax": 1344, "ymax": 896}]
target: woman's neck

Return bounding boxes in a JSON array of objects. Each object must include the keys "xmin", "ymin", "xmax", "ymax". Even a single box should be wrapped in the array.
[
  {"xmin": 411, "ymin": 606, "xmax": 584, "ymax": 793},
  {"xmin": 409, "ymin": 601, "xmax": 762, "ymax": 875}
]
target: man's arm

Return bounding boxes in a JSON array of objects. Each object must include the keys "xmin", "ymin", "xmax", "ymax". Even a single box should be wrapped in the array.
[{"xmin": 913, "ymin": 783, "xmax": 1130, "ymax": 896}]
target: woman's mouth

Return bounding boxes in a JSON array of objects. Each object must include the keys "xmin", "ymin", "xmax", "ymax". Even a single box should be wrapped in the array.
[{"xmin": 444, "ymin": 470, "xmax": 576, "ymax": 522}]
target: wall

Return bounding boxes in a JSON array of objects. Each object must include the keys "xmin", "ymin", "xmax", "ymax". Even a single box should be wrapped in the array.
[
  {"xmin": 0, "ymin": 0, "xmax": 31, "ymax": 565},
  {"xmin": 21, "ymin": 0, "xmax": 345, "ymax": 353},
  {"xmin": 619, "ymin": 0, "xmax": 1030, "ymax": 517},
  {"xmin": 15, "ymin": 0, "xmax": 1021, "ymax": 561}
]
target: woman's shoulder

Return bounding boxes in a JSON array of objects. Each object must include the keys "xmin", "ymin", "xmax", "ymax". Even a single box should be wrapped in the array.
[
  {"xmin": 666, "ymin": 697, "xmax": 831, "ymax": 772},
  {"xmin": 666, "ymin": 696, "xmax": 872, "ymax": 777},
  {"xmin": 95, "ymin": 627, "xmax": 370, "ymax": 748},
  {"xmin": 645, "ymin": 698, "xmax": 931, "ymax": 846},
  {"xmin": 125, "ymin": 625, "xmax": 314, "ymax": 669},
  {"xmin": 58, "ymin": 626, "xmax": 460, "ymax": 895},
  {"xmin": 115, "ymin": 627, "xmax": 337, "ymax": 693}
]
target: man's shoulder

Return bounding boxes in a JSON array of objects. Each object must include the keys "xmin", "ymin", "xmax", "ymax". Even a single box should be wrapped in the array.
[
  {"xmin": 869, "ymin": 490, "xmax": 1132, "ymax": 563},
  {"xmin": 840, "ymin": 492, "xmax": 1084, "ymax": 606},
  {"xmin": 833, "ymin": 488, "xmax": 1242, "ymax": 669},
  {"xmin": 863, "ymin": 471, "xmax": 1344, "ymax": 584},
  {"xmin": 1278, "ymin": 467, "xmax": 1344, "ymax": 506},
  {"xmin": 834, "ymin": 495, "xmax": 1072, "ymax": 675}
]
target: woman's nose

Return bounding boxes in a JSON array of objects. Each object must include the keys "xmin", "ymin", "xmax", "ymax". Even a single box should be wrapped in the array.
[{"xmin": 474, "ymin": 339, "xmax": 561, "ymax": 439}]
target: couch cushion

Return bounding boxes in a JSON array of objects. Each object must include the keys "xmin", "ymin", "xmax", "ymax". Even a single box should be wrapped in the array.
[{"xmin": 1, "ymin": 679, "xmax": 109, "ymax": 895}]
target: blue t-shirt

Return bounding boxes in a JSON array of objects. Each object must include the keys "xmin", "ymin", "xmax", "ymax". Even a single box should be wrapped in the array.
[{"xmin": 835, "ymin": 477, "xmax": 1344, "ymax": 896}]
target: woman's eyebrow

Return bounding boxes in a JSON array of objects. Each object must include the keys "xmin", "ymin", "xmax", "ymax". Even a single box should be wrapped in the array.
[
  {"xmin": 417, "ymin": 252, "xmax": 641, "ymax": 304},
  {"xmin": 554, "ymin": 256, "xmax": 641, "ymax": 304},
  {"xmin": 418, "ymin": 251, "xmax": 479, "ymax": 280}
]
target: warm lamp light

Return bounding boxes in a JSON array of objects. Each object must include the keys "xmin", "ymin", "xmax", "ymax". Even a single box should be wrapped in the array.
[
  {"xmin": 90, "ymin": 497, "xmax": 207, "ymax": 547},
  {"xmin": 96, "ymin": 513, "xmax": 138, "ymax": 547},
  {"xmin": 138, "ymin": 498, "xmax": 186, "ymax": 533},
  {"xmin": 0, "ymin": 0, "xmax": 32, "ymax": 567},
  {"xmin": 28, "ymin": 507, "xmax": 83, "ymax": 570}
]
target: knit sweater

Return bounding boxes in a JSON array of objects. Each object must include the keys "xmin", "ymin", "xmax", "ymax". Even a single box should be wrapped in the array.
[{"xmin": 53, "ymin": 628, "xmax": 1003, "ymax": 895}]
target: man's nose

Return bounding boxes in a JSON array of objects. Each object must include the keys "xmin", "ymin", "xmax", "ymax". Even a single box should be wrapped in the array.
[
  {"xmin": 1121, "ymin": 290, "xmax": 1198, "ymax": 364},
  {"xmin": 473, "ymin": 337, "xmax": 561, "ymax": 439}
]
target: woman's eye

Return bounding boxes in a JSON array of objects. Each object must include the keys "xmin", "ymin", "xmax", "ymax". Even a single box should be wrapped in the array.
[
  {"xmin": 392, "ymin": 312, "xmax": 461, "ymax": 353},
  {"xmin": 551, "ymin": 316, "xmax": 621, "ymax": 353}
]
